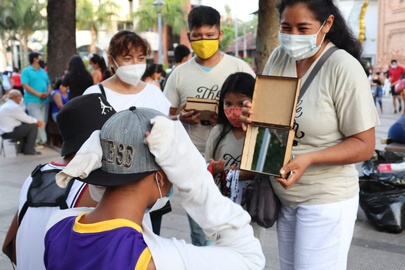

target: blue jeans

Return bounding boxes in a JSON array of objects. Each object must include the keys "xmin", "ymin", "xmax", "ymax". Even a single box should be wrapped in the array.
[
  {"xmin": 52, "ymin": 112, "xmax": 58, "ymax": 123},
  {"xmin": 187, "ymin": 213, "xmax": 207, "ymax": 246},
  {"xmin": 26, "ymin": 102, "xmax": 48, "ymax": 144}
]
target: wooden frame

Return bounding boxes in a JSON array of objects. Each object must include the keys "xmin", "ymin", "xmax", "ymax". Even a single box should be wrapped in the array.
[
  {"xmin": 240, "ymin": 75, "xmax": 301, "ymax": 178},
  {"xmin": 184, "ymin": 97, "xmax": 219, "ymax": 124}
]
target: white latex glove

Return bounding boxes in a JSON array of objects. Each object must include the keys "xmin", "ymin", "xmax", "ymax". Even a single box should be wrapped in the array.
[
  {"xmin": 145, "ymin": 116, "xmax": 206, "ymax": 191},
  {"xmin": 56, "ymin": 130, "xmax": 102, "ymax": 188}
]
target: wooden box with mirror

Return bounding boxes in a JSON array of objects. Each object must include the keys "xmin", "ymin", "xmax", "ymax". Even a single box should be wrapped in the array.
[{"xmin": 240, "ymin": 75, "xmax": 301, "ymax": 178}]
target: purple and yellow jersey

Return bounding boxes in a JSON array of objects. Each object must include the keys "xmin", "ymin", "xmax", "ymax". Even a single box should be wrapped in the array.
[{"xmin": 44, "ymin": 213, "xmax": 151, "ymax": 270}]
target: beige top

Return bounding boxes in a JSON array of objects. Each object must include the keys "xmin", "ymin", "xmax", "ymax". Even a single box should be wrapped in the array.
[{"xmin": 263, "ymin": 42, "xmax": 380, "ymax": 206}]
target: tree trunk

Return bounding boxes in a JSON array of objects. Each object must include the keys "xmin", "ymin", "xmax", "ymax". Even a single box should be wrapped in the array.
[
  {"xmin": 90, "ymin": 26, "xmax": 96, "ymax": 53},
  {"xmin": 21, "ymin": 36, "xmax": 29, "ymax": 68},
  {"xmin": 255, "ymin": 0, "xmax": 279, "ymax": 74},
  {"xmin": 47, "ymin": 0, "xmax": 77, "ymax": 81}
]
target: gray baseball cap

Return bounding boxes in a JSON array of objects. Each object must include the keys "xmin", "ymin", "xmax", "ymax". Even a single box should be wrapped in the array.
[{"xmin": 84, "ymin": 106, "xmax": 167, "ymax": 186}]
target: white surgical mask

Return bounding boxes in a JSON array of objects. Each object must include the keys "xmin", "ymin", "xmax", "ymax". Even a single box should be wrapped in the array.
[
  {"xmin": 391, "ymin": 64, "xmax": 398, "ymax": 69},
  {"xmin": 148, "ymin": 173, "xmax": 173, "ymax": 213},
  {"xmin": 113, "ymin": 59, "xmax": 146, "ymax": 86},
  {"xmin": 89, "ymin": 185, "xmax": 106, "ymax": 202},
  {"xmin": 278, "ymin": 21, "xmax": 326, "ymax": 61}
]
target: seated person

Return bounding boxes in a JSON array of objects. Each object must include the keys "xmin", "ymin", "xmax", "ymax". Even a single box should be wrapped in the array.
[
  {"xmin": 2, "ymin": 94, "xmax": 116, "ymax": 270},
  {"xmin": 0, "ymin": 90, "xmax": 43, "ymax": 155},
  {"xmin": 50, "ymin": 77, "xmax": 69, "ymax": 122},
  {"xmin": 44, "ymin": 107, "xmax": 265, "ymax": 270},
  {"xmin": 388, "ymin": 115, "xmax": 405, "ymax": 144}
]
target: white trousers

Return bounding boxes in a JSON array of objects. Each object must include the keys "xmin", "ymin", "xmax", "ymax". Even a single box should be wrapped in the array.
[{"xmin": 277, "ymin": 195, "xmax": 358, "ymax": 270}]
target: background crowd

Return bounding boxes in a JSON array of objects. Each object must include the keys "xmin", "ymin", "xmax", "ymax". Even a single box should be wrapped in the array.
[{"xmin": 1, "ymin": 1, "xmax": 404, "ymax": 270}]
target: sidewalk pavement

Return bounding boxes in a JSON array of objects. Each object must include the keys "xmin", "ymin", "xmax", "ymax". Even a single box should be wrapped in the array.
[{"xmin": 0, "ymin": 96, "xmax": 404, "ymax": 269}]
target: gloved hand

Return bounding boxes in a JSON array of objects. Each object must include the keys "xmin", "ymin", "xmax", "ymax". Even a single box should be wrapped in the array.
[
  {"xmin": 145, "ymin": 116, "xmax": 207, "ymax": 191},
  {"xmin": 145, "ymin": 116, "xmax": 251, "ymax": 237},
  {"xmin": 56, "ymin": 130, "xmax": 102, "ymax": 188}
]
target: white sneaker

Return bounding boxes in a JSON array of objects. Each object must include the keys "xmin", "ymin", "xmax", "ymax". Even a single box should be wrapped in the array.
[{"xmin": 35, "ymin": 144, "xmax": 45, "ymax": 150}]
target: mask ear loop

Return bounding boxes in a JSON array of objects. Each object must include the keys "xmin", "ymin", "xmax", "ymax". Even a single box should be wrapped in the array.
[
  {"xmin": 112, "ymin": 58, "xmax": 120, "ymax": 70},
  {"xmin": 155, "ymin": 172, "xmax": 163, "ymax": 198},
  {"xmin": 315, "ymin": 21, "xmax": 328, "ymax": 48}
]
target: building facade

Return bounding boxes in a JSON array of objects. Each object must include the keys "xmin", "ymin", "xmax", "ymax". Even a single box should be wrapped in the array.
[{"xmin": 376, "ymin": 0, "xmax": 405, "ymax": 69}]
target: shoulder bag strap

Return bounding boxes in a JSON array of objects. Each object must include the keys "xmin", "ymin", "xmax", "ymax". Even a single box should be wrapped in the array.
[{"xmin": 298, "ymin": 46, "xmax": 339, "ymax": 100}]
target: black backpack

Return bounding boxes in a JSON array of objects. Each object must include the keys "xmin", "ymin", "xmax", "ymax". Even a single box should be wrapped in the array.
[{"xmin": 18, "ymin": 164, "xmax": 75, "ymax": 225}]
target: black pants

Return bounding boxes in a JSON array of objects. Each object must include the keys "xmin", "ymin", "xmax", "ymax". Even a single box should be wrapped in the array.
[
  {"xmin": 2, "ymin": 123, "xmax": 38, "ymax": 154},
  {"xmin": 149, "ymin": 201, "xmax": 172, "ymax": 235}
]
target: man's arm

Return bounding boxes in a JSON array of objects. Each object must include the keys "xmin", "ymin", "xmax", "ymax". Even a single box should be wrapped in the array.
[
  {"xmin": 168, "ymin": 107, "xmax": 178, "ymax": 120},
  {"xmin": 169, "ymin": 106, "xmax": 201, "ymax": 125},
  {"xmin": 22, "ymin": 84, "xmax": 49, "ymax": 99},
  {"xmin": 2, "ymin": 211, "xmax": 18, "ymax": 264},
  {"xmin": 12, "ymin": 106, "xmax": 39, "ymax": 124}
]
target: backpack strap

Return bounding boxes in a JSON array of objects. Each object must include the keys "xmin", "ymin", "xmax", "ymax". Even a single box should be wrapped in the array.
[
  {"xmin": 18, "ymin": 164, "xmax": 44, "ymax": 225},
  {"xmin": 18, "ymin": 202, "xmax": 29, "ymax": 226}
]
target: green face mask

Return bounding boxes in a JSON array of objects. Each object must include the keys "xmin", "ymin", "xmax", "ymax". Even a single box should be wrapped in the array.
[{"xmin": 190, "ymin": 39, "xmax": 219, "ymax": 59}]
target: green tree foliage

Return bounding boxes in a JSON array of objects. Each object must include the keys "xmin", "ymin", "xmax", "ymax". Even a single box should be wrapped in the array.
[
  {"xmin": 219, "ymin": 5, "xmax": 258, "ymax": 57},
  {"xmin": 223, "ymin": 4, "xmax": 233, "ymax": 27},
  {"xmin": 132, "ymin": 0, "xmax": 187, "ymax": 35},
  {"xmin": 220, "ymin": 26, "xmax": 234, "ymax": 52},
  {"xmin": 0, "ymin": 0, "xmax": 46, "ymax": 67},
  {"xmin": 76, "ymin": 0, "xmax": 120, "ymax": 53}
]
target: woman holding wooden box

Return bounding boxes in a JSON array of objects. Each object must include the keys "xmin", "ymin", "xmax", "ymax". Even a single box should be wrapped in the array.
[{"xmin": 241, "ymin": 0, "xmax": 379, "ymax": 269}]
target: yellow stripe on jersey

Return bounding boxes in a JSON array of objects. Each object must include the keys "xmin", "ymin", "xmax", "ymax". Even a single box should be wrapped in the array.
[
  {"xmin": 135, "ymin": 247, "xmax": 152, "ymax": 270},
  {"xmin": 73, "ymin": 213, "xmax": 143, "ymax": 233}
]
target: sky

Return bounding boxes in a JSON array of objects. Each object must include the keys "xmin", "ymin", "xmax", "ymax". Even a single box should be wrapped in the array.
[{"xmin": 201, "ymin": 0, "xmax": 259, "ymax": 22}]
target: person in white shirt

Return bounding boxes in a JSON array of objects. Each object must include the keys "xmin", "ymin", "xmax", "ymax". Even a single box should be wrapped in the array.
[
  {"xmin": 0, "ymin": 90, "xmax": 43, "ymax": 155},
  {"xmin": 83, "ymin": 30, "xmax": 171, "ymax": 236}
]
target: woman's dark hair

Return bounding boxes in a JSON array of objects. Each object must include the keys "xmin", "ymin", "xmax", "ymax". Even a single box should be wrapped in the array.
[
  {"xmin": 277, "ymin": 0, "xmax": 365, "ymax": 70},
  {"xmin": 90, "ymin": 54, "xmax": 111, "ymax": 80},
  {"xmin": 67, "ymin": 55, "xmax": 89, "ymax": 77},
  {"xmin": 188, "ymin": 5, "xmax": 221, "ymax": 30},
  {"xmin": 372, "ymin": 79, "xmax": 382, "ymax": 86},
  {"xmin": 213, "ymin": 72, "xmax": 255, "ymax": 157},
  {"xmin": 141, "ymin": 64, "xmax": 163, "ymax": 81},
  {"xmin": 52, "ymin": 77, "xmax": 63, "ymax": 90},
  {"xmin": 108, "ymin": 30, "xmax": 151, "ymax": 59}
]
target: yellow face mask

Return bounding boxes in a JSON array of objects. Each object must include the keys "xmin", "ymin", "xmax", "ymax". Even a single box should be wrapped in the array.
[{"xmin": 190, "ymin": 39, "xmax": 219, "ymax": 59}]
